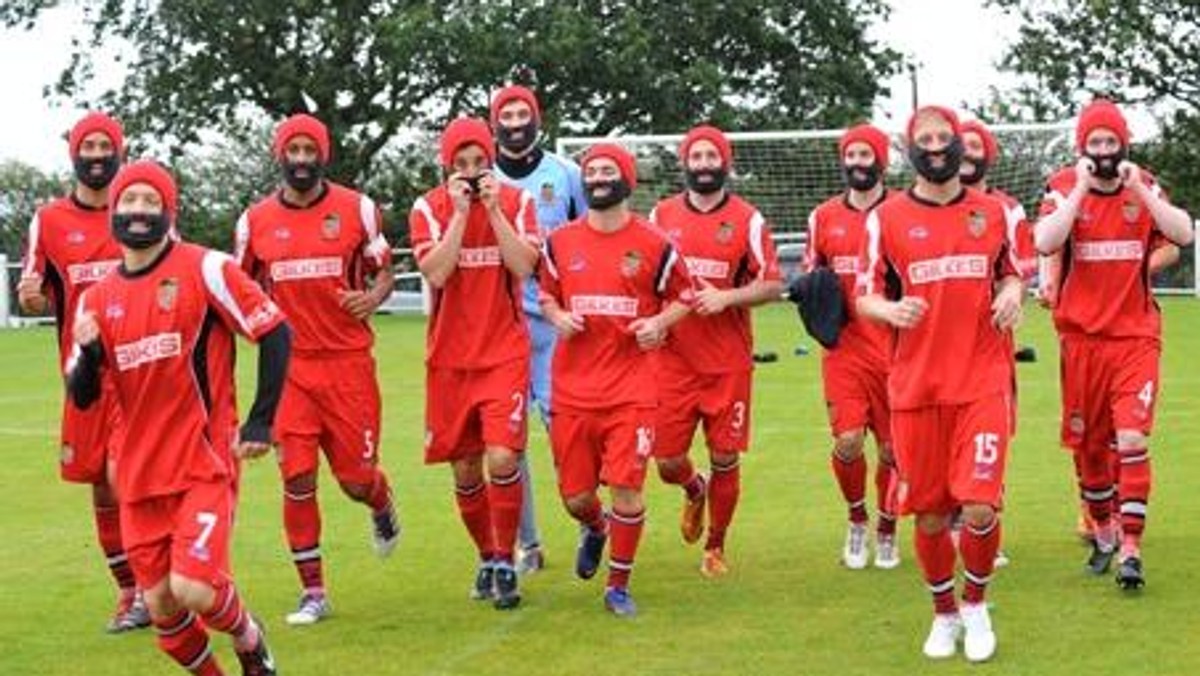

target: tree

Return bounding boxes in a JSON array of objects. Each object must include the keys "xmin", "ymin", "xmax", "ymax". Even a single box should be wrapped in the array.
[
  {"xmin": 0, "ymin": 160, "xmax": 68, "ymax": 260},
  {"xmin": 3, "ymin": 0, "xmax": 902, "ymax": 186}
]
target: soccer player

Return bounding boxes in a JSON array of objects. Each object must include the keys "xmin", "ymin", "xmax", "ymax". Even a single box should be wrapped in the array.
[
  {"xmin": 857, "ymin": 106, "xmax": 1023, "ymax": 662},
  {"xmin": 649, "ymin": 124, "xmax": 782, "ymax": 577},
  {"xmin": 490, "ymin": 84, "xmax": 588, "ymax": 574},
  {"xmin": 539, "ymin": 143, "xmax": 693, "ymax": 617},
  {"xmin": 235, "ymin": 113, "xmax": 400, "ymax": 625},
  {"xmin": 409, "ymin": 117, "xmax": 539, "ymax": 609},
  {"xmin": 68, "ymin": 160, "xmax": 288, "ymax": 675},
  {"xmin": 17, "ymin": 112, "xmax": 149, "ymax": 632},
  {"xmin": 805, "ymin": 123, "xmax": 899, "ymax": 571},
  {"xmin": 1034, "ymin": 98, "xmax": 1194, "ymax": 589}
]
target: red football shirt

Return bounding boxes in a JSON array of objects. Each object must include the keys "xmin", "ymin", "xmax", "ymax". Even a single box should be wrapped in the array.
[
  {"xmin": 859, "ymin": 188, "xmax": 1020, "ymax": 410},
  {"xmin": 22, "ymin": 196, "xmax": 122, "ymax": 367},
  {"xmin": 806, "ymin": 192, "xmax": 892, "ymax": 369},
  {"xmin": 409, "ymin": 183, "xmax": 539, "ymax": 369},
  {"xmin": 236, "ymin": 182, "xmax": 391, "ymax": 356},
  {"xmin": 985, "ymin": 187, "xmax": 1037, "ymax": 281},
  {"xmin": 539, "ymin": 214, "xmax": 694, "ymax": 411},
  {"xmin": 73, "ymin": 242, "xmax": 285, "ymax": 502},
  {"xmin": 650, "ymin": 193, "xmax": 780, "ymax": 374},
  {"xmin": 1040, "ymin": 168, "xmax": 1172, "ymax": 338}
]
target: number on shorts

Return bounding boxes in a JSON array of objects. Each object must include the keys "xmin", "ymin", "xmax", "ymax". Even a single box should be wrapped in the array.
[
  {"xmin": 636, "ymin": 426, "xmax": 654, "ymax": 458},
  {"xmin": 510, "ymin": 392, "xmax": 526, "ymax": 424},
  {"xmin": 195, "ymin": 511, "xmax": 218, "ymax": 550},
  {"xmin": 363, "ymin": 429, "xmax": 376, "ymax": 460},
  {"xmin": 731, "ymin": 401, "xmax": 747, "ymax": 431},
  {"xmin": 973, "ymin": 433, "xmax": 1000, "ymax": 466},
  {"xmin": 1137, "ymin": 380, "xmax": 1154, "ymax": 410}
]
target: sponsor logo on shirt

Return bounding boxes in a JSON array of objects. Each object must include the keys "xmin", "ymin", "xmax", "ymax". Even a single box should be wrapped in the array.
[
  {"xmin": 907, "ymin": 255, "xmax": 989, "ymax": 285},
  {"xmin": 1073, "ymin": 240, "xmax": 1144, "ymax": 262},
  {"xmin": 270, "ymin": 257, "xmax": 344, "ymax": 281},
  {"xmin": 685, "ymin": 256, "xmax": 730, "ymax": 279},
  {"xmin": 570, "ymin": 295, "xmax": 639, "ymax": 317},
  {"xmin": 908, "ymin": 226, "xmax": 929, "ymax": 240},
  {"xmin": 67, "ymin": 260, "xmax": 119, "ymax": 285},
  {"xmin": 114, "ymin": 332, "xmax": 182, "ymax": 371},
  {"xmin": 322, "ymin": 213, "xmax": 341, "ymax": 240},
  {"xmin": 458, "ymin": 246, "xmax": 502, "ymax": 268},
  {"xmin": 830, "ymin": 256, "xmax": 858, "ymax": 275},
  {"xmin": 568, "ymin": 253, "xmax": 587, "ymax": 272},
  {"xmin": 273, "ymin": 227, "xmax": 291, "ymax": 240},
  {"xmin": 67, "ymin": 231, "xmax": 86, "ymax": 245},
  {"xmin": 829, "ymin": 226, "xmax": 847, "ymax": 237}
]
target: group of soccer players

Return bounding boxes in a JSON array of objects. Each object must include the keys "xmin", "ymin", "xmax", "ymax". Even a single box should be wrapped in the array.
[{"xmin": 17, "ymin": 88, "xmax": 1192, "ymax": 672}]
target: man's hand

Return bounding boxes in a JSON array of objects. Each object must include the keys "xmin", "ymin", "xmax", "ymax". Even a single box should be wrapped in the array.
[
  {"xmin": 74, "ymin": 310, "xmax": 101, "ymax": 346},
  {"xmin": 1074, "ymin": 156, "xmax": 1098, "ymax": 193},
  {"xmin": 627, "ymin": 315, "xmax": 667, "ymax": 350},
  {"xmin": 448, "ymin": 173, "xmax": 473, "ymax": 215},
  {"xmin": 693, "ymin": 278, "xmax": 732, "ymax": 316},
  {"xmin": 883, "ymin": 296, "xmax": 928, "ymax": 329},
  {"xmin": 478, "ymin": 172, "xmax": 501, "ymax": 213},
  {"xmin": 235, "ymin": 440, "xmax": 272, "ymax": 459},
  {"xmin": 339, "ymin": 288, "xmax": 382, "ymax": 321},
  {"xmin": 1119, "ymin": 160, "xmax": 1143, "ymax": 191},
  {"xmin": 992, "ymin": 281, "xmax": 1024, "ymax": 331},
  {"xmin": 17, "ymin": 273, "xmax": 48, "ymax": 314},
  {"xmin": 549, "ymin": 306, "xmax": 585, "ymax": 338}
]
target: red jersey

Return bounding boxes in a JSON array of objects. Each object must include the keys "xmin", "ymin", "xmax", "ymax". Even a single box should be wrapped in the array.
[
  {"xmin": 235, "ymin": 182, "xmax": 391, "ymax": 356},
  {"xmin": 22, "ymin": 196, "xmax": 122, "ymax": 367},
  {"xmin": 1040, "ymin": 168, "xmax": 1171, "ymax": 339},
  {"xmin": 409, "ymin": 183, "xmax": 539, "ymax": 369},
  {"xmin": 806, "ymin": 192, "xmax": 892, "ymax": 369},
  {"xmin": 73, "ymin": 242, "xmax": 285, "ymax": 502},
  {"xmin": 985, "ymin": 187, "xmax": 1037, "ymax": 281},
  {"xmin": 650, "ymin": 193, "xmax": 780, "ymax": 374},
  {"xmin": 539, "ymin": 215, "xmax": 694, "ymax": 411},
  {"xmin": 859, "ymin": 188, "xmax": 1020, "ymax": 410}
]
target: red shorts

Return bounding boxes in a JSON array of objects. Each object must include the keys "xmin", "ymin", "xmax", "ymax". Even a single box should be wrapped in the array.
[
  {"xmin": 121, "ymin": 478, "xmax": 235, "ymax": 589},
  {"xmin": 425, "ymin": 357, "xmax": 529, "ymax": 464},
  {"xmin": 275, "ymin": 353, "xmax": 383, "ymax": 485},
  {"xmin": 60, "ymin": 379, "xmax": 125, "ymax": 484},
  {"xmin": 655, "ymin": 365, "xmax": 752, "ymax": 458},
  {"xmin": 891, "ymin": 395, "xmax": 1011, "ymax": 515},
  {"xmin": 821, "ymin": 351, "xmax": 891, "ymax": 443},
  {"xmin": 1059, "ymin": 335, "xmax": 1160, "ymax": 454},
  {"xmin": 550, "ymin": 406, "xmax": 653, "ymax": 496}
]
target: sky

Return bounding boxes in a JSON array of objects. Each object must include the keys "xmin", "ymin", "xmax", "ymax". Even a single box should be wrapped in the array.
[{"xmin": 0, "ymin": 1, "xmax": 1130, "ymax": 173}]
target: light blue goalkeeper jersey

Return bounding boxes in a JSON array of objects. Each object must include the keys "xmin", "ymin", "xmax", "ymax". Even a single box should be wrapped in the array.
[{"xmin": 494, "ymin": 148, "xmax": 587, "ymax": 317}]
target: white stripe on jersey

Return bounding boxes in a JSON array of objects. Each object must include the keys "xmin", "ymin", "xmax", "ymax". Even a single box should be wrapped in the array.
[
  {"xmin": 22, "ymin": 213, "xmax": 41, "ymax": 277},
  {"xmin": 748, "ymin": 210, "xmax": 767, "ymax": 279},
  {"xmin": 657, "ymin": 247, "xmax": 679, "ymax": 294},
  {"xmin": 202, "ymin": 251, "xmax": 252, "ymax": 335},
  {"xmin": 803, "ymin": 209, "xmax": 819, "ymax": 273},
  {"xmin": 413, "ymin": 197, "xmax": 443, "ymax": 243},
  {"xmin": 860, "ymin": 210, "xmax": 883, "ymax": 296},
  {"xmin": 541, "ymin": 240, "xmax": 560, "ymax": 280},
  {"xmin": 359, "ymin": 194, "xmax": 391, "ymax": 265},
  {"xmin": 1001, "ymin": 203, "xmax": 1024, "ymax": 275},
  {"xmin": 233, "ymin": 211, "xmax": 252, "ymax": 266}
]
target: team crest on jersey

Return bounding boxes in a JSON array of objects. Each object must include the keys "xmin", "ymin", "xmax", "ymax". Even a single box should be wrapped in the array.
[
  {"xmin": 621, "ymin": 250, "xmax": 643, "ymax": 277},
  {"xmin": 540, "ymin": 182, "xmax": 556, "ymax": 204},
  {"xmin": 716, "ymin": 222, "xmax": 735, "ymax": 244},
  {"xmin": 157, "ymin": 278, "xmax": 179, "ymax": 312},
  {"xmin": 1068, "ymin": 411, "xmax": 1085, "ymax": 436},
  {"xmin": 67, "ymin": 231, "xmax": 86, "ymax": 245},
  {"xmin": 967, "ymin": 210, "xmax": 987, "ymax": 238},
  {"xmin": 59, "ymin": 444, "xmax": 74, "ymax": 466},
  {"xmin": 321, "ymin": 213, "xmax": 341, "ymax": 240},
  {"xmin": 1122, "ymin": 200, "xmax": 1141, "ymax": 223}
]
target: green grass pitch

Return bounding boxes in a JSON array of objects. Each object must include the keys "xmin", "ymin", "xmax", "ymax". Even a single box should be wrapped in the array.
[{"xmin": 1, "ymin": 300, "xmax": 1197, "ymax": 675}]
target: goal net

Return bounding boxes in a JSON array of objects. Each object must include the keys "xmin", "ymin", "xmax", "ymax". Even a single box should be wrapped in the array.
[{"xmin": 556, "ymin": 124, "xmax": 1196, "ymax": 295}]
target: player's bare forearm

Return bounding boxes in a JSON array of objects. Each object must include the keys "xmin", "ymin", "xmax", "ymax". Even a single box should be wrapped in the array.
[
  {"xmin": 418, "ymin": 214, "xmax": 468, "ymax": 288},
  {"xmin": 1149, "ymin": 243, "xmax": 1180, "ymax": 276},
  {"xmin": 656, "ymin": 300, "xmax": 692, "ymax": 330},
  {"xmin": 1034, "ymin": 190, "xmax": 1084, "ymax": 255},
  {"xmin": 732, "ymin": 278, "xmax": 784, "ymax": 308},
  {"xmin": 856, "ymin": 293, "xmax": 892, "ymax": 325},
  {"xmin": 1136, "ymin": 183, "xmax": 1195, "ymax": 246},
  {"xmin": 488, "ymin": 208, "xmax": 538, "ymax": 278}
]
